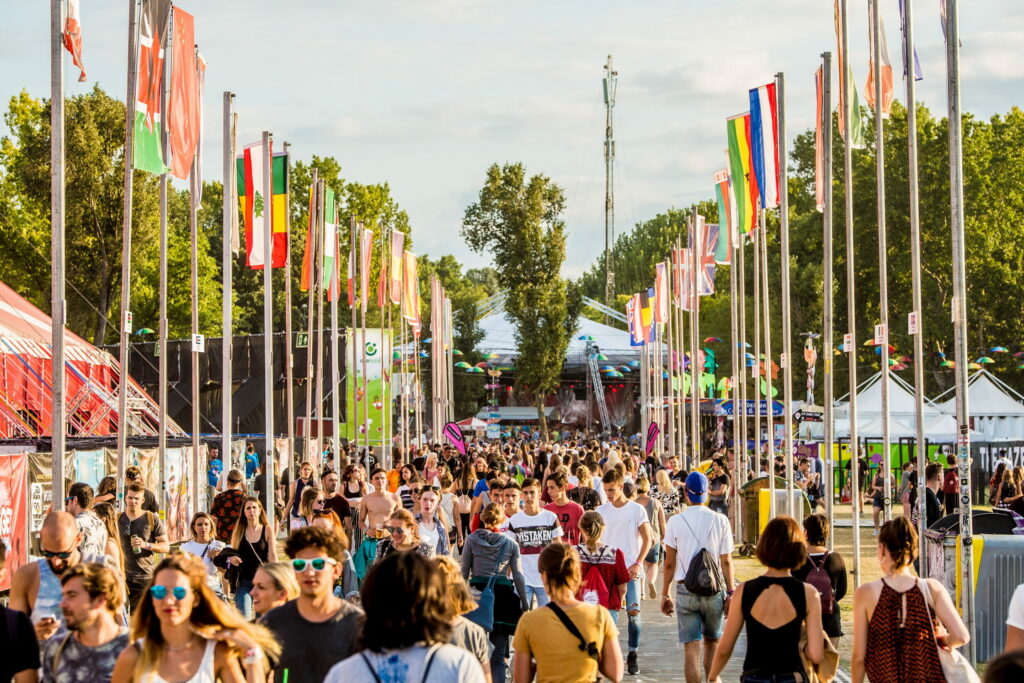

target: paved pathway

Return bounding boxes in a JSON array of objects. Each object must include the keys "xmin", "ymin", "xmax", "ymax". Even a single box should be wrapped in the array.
[{"xmin": 615, "ymin": 597, "xmax": 850, "ymax": 681}]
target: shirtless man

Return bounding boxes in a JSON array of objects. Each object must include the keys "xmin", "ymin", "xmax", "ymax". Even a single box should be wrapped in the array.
[{"xmin": 354, "ymin": 468, "xmax": 400, "ymax": 580}]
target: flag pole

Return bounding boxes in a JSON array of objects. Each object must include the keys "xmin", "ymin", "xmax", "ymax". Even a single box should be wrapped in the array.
[
  {"xmin": 283, "ymin": 142, "xmax": 296, "ymax": 488},
  {"xmin": 902, "ymin": 0, "xmax": 929, "ymax": 574},
  {"xmin": 871, "ymin": 0, "xmax": 894, "ymax": 525},
  {"xmin": 729, "ymin": 222, "xmax": 741, "ymax": 536},
  {"xmin": 189, "ymin": 129, "xmax": 201, "ymax": 514},
  {"xmin": 752, "ymin": 228, "xmax": 762, "ymax": 489},
  {"xmin": 157, "ymin": 8, "xmax": 174, "ymax": 517},
  {"xmin": 689, "ymin": 211, "xmax": 700, "ymax": 471},
  {"xmin": 329, "ymin": 188, "xmax": 341, "ymax": 474},
  {"xmin": 665, "ymin": 260, "xmax": 676, "ymax": 462},
  {"xmin": 221, "ymin": 95, "xmax": 235, "ymax": 490},
  {"xmin": 116, "ymin": 0, "xmax": 141, "ymax": 508},
  {"xmin": 820, "ymin": 53, "xmax": 836, "ymax": 550},
  {"xmin": 349, "ymin": 219, "xmax": 358, "ymax": 462},
  {"xmin": 840, "ymin": 0, "xmax": 862, "ymax": 587},
  {"xmin": 303, "ymin": 170, "xmax": 318, "ymax": 467},
  {"xmin": 313, "ymin": 206, "xmax": 325, "ymax": 469},
  {"xmin": 675, "ymin": 241, "xmax": 686, "ymax": 460},
  {"xmin": 945, "ymin": 0, "xmax": 975, "ymax": 660},
  {"xmin": 759, "ymin": 209, "xmax": 776, "ymax": 519},
  {"xmin": 261, "ymin": 131, "xmax": 275, "ymax": 521},
  {"xmin": 776, "ymin": 72, "xmax": 797, "ymax": 519},
  {"xmin": 50, "ymin": 0, "xmax": 67, "ymax": 508},
  {"xmin": 360, "ymin": 237, "xmax": 370, "ymax": 460},
  {"xmin": 737, "ymin": 235, "xmax": 748, "ymax": 494}
]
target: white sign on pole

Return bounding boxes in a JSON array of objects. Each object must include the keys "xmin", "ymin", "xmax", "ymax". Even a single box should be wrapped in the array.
[
  {"xmin": 192, "ymin": 334, "xmax": 205, "ymax": 353},
  {"xmin": 843, "ymin": 333, "xmax": 852, "ymax": 351},
  {"xmin": 874, "ymin": 324, "xmax": 887, "ymax": 346},
  {"xmin": 908, "ymin": 311, "xmax": 919, "ymax": 335},
  {"xmin": 780, "ymin": 353, "xmax": 787, "ymax": 369},
  {"xmin": 125, "ymin": 310, "xmax": 133, "ymax": 334}
]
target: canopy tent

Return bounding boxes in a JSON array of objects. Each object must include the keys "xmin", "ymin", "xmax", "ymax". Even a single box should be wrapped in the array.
[
  {"xmin": 475, "ymin": 309, "xmax": 638, "ymax": 369},
  {"xmin": 834, "ymin": 415, "xmax": 917, "ymax": 440},
  {"xmin": 455, "ymin": 416, "xmax": 487, "ymax": 431},
  {"xmin": 922, "ymin": 414, "xmax": 984, "ymax": 443},
  {"xmin": 474, "ymin": 406, "xmax": 557, "ymax": 422},
  {"xmin": 0, "ymin": 280, "xmax": 176, "ymax": 439},
  {"xmin": 935, "ymin": 370, "xmax": 1024, "ymax": 440},
  {"xmin": 834, "ymin": 371, "xmax": 947, "ymax": 422}
]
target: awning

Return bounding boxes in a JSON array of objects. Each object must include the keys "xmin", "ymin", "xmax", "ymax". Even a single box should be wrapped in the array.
[{"xmin": 475, "ymin": 406, "xmax": 557, "ymax": 422}]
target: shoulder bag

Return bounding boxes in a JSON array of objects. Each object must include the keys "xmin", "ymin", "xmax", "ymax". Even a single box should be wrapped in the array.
[
  {"xmin": 918, "ymin": 579, "xmax": 981, "ymax": 683},
  {"xmin": 465, "ymin": 537, "xmax": 510, "ymax": 631}
]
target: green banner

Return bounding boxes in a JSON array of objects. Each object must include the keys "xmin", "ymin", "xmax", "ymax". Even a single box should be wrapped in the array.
[{"xmin": 345, "ymin": 328, "xmax": 392, "ymax": 446}]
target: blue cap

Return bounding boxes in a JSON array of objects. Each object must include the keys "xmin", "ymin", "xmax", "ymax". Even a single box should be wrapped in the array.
[{"xmin": 685, "ymin": 471, "xmax": 709, "ymax": 504}]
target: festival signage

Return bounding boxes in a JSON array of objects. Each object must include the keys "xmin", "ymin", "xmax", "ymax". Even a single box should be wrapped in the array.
[
  {"xmin": 344, "ymin": 328, "xmax": 392, "ymax": 446},
  {"xmin": 0, "ymin": 453, "xmax": 28, "ymax": 591}
]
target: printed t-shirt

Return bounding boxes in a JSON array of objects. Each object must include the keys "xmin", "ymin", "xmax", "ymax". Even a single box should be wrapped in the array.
[
  {"xmin": 41, "ymin": 630, "xmax": 130, "ymax": 683},
  {"xmin": 544, "ymin": 501, "xmax": 585, "ymax": 545},
  {"xmin": 508, "ymin": 509, "xmax": 563, "ymax": 587}
]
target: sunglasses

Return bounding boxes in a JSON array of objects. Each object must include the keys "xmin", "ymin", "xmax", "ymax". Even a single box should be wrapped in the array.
[
  {"xmin": 386, "ymin": 526, "xmax": 407, "ymax": 535},
  {"xmin": 150, "ymin": 585, "xmax": 189, "ymax": 600},
  {"xmin": 64, "ymin": 496, "xmax": 76, "ymax": 504},
  {"xmin": 41, "ymin": 548, "xmax": 74, "ymax": 559},
  {"xmin": 291, "ymin": 557, "xmax": 338, "ymax": 572},
  {"xmin": 410, "ymin": 489, "xmax": 423, "ymax": 495},
  {"xmin": 420, "ymin": 485, "xmax": 439, "ymax": 493}
]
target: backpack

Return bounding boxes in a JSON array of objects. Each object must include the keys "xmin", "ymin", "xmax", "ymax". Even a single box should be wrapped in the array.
[
  {"xmin": 942, "ymin": 469, "xmax": 959, "ymax": 495},
  {"xmin": 679, "ymin": 514, "xmax": 727, "ymax": 597},
  {"xmin": 804, "ymin": 552, "xmax": 835, "ymax": 615},
  {"xmin": 577, "ymin": 548, "xmax": 612, "ymax": 607}
]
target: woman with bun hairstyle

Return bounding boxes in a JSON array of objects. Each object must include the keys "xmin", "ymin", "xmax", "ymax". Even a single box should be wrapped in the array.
[
  {"xmin": 851, "ymin": 516, "xmax": 969, "ymax": 682},
  {"xmin": 512, "ymin": 542, "xmax": 624, "ymax": 683},
  {"xmin": 709, "ymin": 516, "xmax": 823, "ymax": 683}
]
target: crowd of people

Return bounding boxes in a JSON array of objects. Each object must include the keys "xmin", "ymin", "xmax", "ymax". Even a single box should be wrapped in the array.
[{"xmin": 1, "ymin": 436, "xmax": 1023, "ymax": 682}]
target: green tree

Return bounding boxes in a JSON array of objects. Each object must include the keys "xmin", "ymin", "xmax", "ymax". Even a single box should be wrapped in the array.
[{"xmin": 462, "ymin": 163, "xmax": 578, "ymax": 438}]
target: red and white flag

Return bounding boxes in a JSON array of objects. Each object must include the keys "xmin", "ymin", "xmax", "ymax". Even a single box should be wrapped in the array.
[
  {"xmin": 360, "ymin": 227, "xmax": 374, "ymax": 308},
  {"xmin": 63, "ymin": 0, "xmax": 87, "ymax": 82},
  {"xmin": 654, "ymin": 262, "xmax": 668, "ymax": 324},
  {"xmin": 865, "ymin": 4, "xmax": 894, "ymax": 117},
  {"xmin": 389, "ymin": 230, "xmax": 405, "ymax": 304},
  {"xmin": 815, "ymin": 65, "xmax": 826, "ymax": 212}
]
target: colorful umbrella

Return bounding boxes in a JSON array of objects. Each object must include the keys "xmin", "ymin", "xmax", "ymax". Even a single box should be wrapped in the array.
[
  {"xmin": 976, "ymin": 356, "xmax": 995, "ymax": 364},
  {"xmin": 454, "ymin": 361, "xmax": 471, "ymax": 368},
  {"xmin": 419, "ymin": 350, "xmax": 429, "ymax": 358},
  {"xmin": 595, "ymin": 353, "xmax": 608, "ymax": 361},
  {"xmin": 863, "ymin": 339, "xmax": 877, "ymax": 346},
  {"xmin": 1014, "ymin": 352, "xmax": 1024, "ymax": 359},
  {"xmin": 601, "ymin": 365, "xmax": 616, "ymax": 372},
  {"xmin": 940, "ymin": 360, "xmax": 955, "ymax": 368},
  {"xmin": 136, "ymin": 328, "xmax": 155, "ymax": 335},
  {"xmin": 485, "ymin": 352, "xmax": 501, "ymax": 360},
  {"xmin": 422, "ymin": 337, "xmax": 432, "ymax": 344},
  {"xmin": 578, "ymin": 335, "xmax": 595, "ymax": 341},
  {"xmin": 873, "ymin": 344, "xmax": 897, "ymax": 355},
  {"xmin": 467, "ymin": 367, "xmax": 485, "ymax": 374},
  {"xmin": 627, "ymin": 360, "xmax": 640, "ymax": 368},
  {"xmin": 452, "ymin": 349, "xmax": 463, "ymax": 356},
  {"xmin": 991, "ymin": 346, "xmax": 1009, "ymax": 353},
  {"xmin": 704, "ymin": 337, "xmax": 723, "ymax": 343},
  {"xmin": 619, "ymin": 366, "xmax": 632, "ymax": 372},
  {"xmin": 891, "ymin": 363, "xmax": 907, "ymax": 371},
  {"xmin": 475, "ymin": 361, "xmax": 489, "ymax": 368},
  {"xmin": 968, "ymin": 362, "xmax": 982, "ymax": 370}
]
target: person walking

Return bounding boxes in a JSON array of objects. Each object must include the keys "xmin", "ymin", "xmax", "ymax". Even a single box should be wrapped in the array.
[
  {"xmin": 319, "ymin": 470, "xmax": 352, "ymax": 541},
  {"xmin": 634, "ymin": 477, "xmax": 666, "ymax": 600},
  {"xmin": 249, "ymin": 562, "xmax": 300, "ymax": 620},
  {"xmin": 262, "ymin": 527, "xmax": 364, "ymax": 683},
  {"xmin": 512, "ymin": 543, "xmax": 624, "ymax": 683},
  {"xmin": 42, "ymin": 563, "xmax": 129, "ymax": 683},
  {"xmin": 660, "ymin": 471, "xmax": 734, "ymax": 683},
  {"xmin": 92, "ymin": 503, "xmax": 124, "ymax": 578},
  {"xmin": 707, "ymin": 458, "xmax": 730, "ymax": 517},
  {"xmin": 225, "ymin": 497, "xmax": 277, "ymax": 619},
  {"xmin": 110, "ymin": 553, "xmax": 278, "ymax": 683},
  {"xmin": 283, "ymin": 462, "xmax": 315, "ymax": 524},
  {"xmin": 544, "ymin": 471, "xmax": 585, "ymax": 545},
  {"xmin": 116, "ymin": 485, "xmax": 170, "ymax": 613},
  {"xmin": 597, "ymin": 469, "xmax": 653, "ymax": 675},
  {"xmin": 574, "ymin": 511, "xmax": 630, "ymax": 615},
  {"xmin": 324, "ymin": 552, "xmax": 486, "ymax": 682},
  {"xmin": 508, "ymin": 478, "xmax": 564, "ymax": 608},
  {"xmin": 942, "ymin": 453, "xmax": 960, "ymax": 516},
  {"xmin": 179, "ymin": 512, "xmax": 227, "ymax": 600},
  {"xmin": 124, "ymin": 466, "xmax": 159, "ymax": 514},
  {"xmin": 210, "ymin": 469, "xmax": 247, "ymax": 544},
  {"xmin": 289, "ymin": 487, "xmax": 325, "ymax": 531},
  {"xmin": 792, "ymin": 513, "xmax": 847, "ymax": 642},
  {"xmin": 461, "ymin": 504, "xmax": 530, "ymax": 682},
  {"xmin": 65, "ymin": 483, "xmax": 108, "ymax": 558},
  {"xmin": 709, "ymin": 516, "xmax": 824, "ymax": 683},
  {"xmin": 416, "ymin": 486, "xmax": 451, "ymax": 557},
  {"xmin": 851, "ymin": 516, "xmax": 970, "ymax": 682},
  {"xmin": 374, "ymin": 508, "xmax": 435, "ymax": 563},
  {"xmin": 435, "ymin": 556, "xmax": 492, "ymax": 682}
]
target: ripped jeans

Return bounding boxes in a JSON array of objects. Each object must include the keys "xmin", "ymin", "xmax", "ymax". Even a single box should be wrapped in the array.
[{"xmin": 611, "ymin": 577, "xmax": 642, "ymax": 652}]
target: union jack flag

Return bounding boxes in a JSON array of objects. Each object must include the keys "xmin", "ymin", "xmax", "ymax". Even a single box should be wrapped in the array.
[{"xmin": 692, "ymin": 216, "xmax": 717, "ymax": 296}]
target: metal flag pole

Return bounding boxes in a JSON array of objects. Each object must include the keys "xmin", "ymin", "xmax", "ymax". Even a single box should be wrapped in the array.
[
  {"xmin": 261, "ymin": 131, "xmax": 276, "ymax": 522},
  {"xmin": 189, "ymin": 135, "xmax": 201, "ymax": 514},
  {"xmin": 945, "ymin": 0, "xmax": 975, "ymax": 661},
  {"xmin": 871, "ymin": 0, "xmax": 893, "ymax": 524},
  {"xmin": 116, "ymin": 0, "xmax": 140, "ymax": 508},
  {"xmin": 902, "ymin": 0, "xmax": 929, "ymax": 574},
  {"xmin": 349, "ymin": 219, "xmax": 359, "ymax": 461},
  {"xmin": 752, "ymin": 228, "xmax": 762, "ymax": 487},
  {"xmin": 776, "ymin": 72, "xmax": 796, "ymax": 518},
  {"xmin": 821, "ymin": 53, "xmax": 836, "ymax": 550},
  {"xmin": 666, "ymin": 259, "xmax": 676, "ymax": 461},
  {"xmin": 689, "ymin": 211, "xmax": 701, "ymax": 470},
  {"xmin": 283, "ymin": 142, "xmax": 296, "ymax": 487},
  {"xmin": 360, "ymin": 231, "xmax": 371, "ymax": 466},
  {"xmin": 50, "ymin": 0, "xmax": 67, "ymax": 508},
  {"xmin": 303, "ymin": 171, "xmax": 317, "ymax": 468},
  {"xmin": 221, "ymin": 94, "xmax": 235, "ymax": 489},
  {"xmin": 737, "ymin": 234, "xmax": 748, "ymax": 491},
  {"xmin": 759, "ymin": 209, "xmax": 776, "ymax": 518},
  {"xmin": 329, "ymin": 189, "xmax": 342, "ymax": 474},
  {"xmin": 157, "ymin": 8, "xmax": 175, "ymax": 516},
  {"xmin": 840, "ymin": 0, "xmax": 862, "ymax": 587},
  {"xmin": 729, "ymin": 220, "xmax": 742, "ymax": 536},
  {"xmin": 313, "ymin": 203, "xmax": 326, "ymax": 468},
  {"xmin": 673, "ymin": 244, "xmax": 686, "ymax": 460}
]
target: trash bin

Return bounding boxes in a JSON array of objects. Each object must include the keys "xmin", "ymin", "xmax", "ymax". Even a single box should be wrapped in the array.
[
  {"xmin": 970, "ymin": 534, "xmax": 1024, "ymax": 662},
  {"xmin": 737, "ymin": 476, "xmax": 807, "ymax": 556},
  {"xmin": 924, "ymin": 510, "xmax": 1017, "ymax": 596}
]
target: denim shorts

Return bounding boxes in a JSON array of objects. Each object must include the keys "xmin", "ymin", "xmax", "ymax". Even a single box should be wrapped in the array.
[
  {"xmin": 676, "ymin": 583, "xmax": 725, "ymax": 643},
  {"xmin": 644, "ymin": 542, "xmax": 663, "ymax": 565}
]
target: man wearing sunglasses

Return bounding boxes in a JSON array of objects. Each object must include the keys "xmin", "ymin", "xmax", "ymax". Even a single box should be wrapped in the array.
[
  {"xmin": 10, "ymin": 511, "xmax": 110, "ymax": 642},
  {"xmin": 262, "ymin": 527, "xmax": 364, "ymax": 683}
]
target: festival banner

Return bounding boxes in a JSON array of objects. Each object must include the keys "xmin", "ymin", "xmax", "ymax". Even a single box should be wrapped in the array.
[
  {"xmin": 132, "ymin": 0, "xmax": 172, "ymax": 174},
  {"xmin": 167, "ymin": 7, "xmax": 199, "ymax": 180},
  {"xmin": 0, "ymin": 453, "xmax": 28, "ymax": 591},
  {"xmin": 344, "ymin": 328, "xmax": 393, "ymax": 446}
]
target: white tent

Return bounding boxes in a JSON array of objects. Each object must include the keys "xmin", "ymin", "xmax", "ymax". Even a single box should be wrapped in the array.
[
  {"xmin": 834, "ymin": 371, "xmax": 947, "ymax": 422},
  {"xmin": 834, "ymin": 415, "xmax": 917, "ymax": 440},
  {"xmin": 935, "ymin": 369, "xmax": 1024, "ymax": 440},
  {"xmin": 476, "ymin": 310, "xmax": 639, "ymax": 369},
  {"xmin": 921, "ymin": 414, "xmax": 984, "ymax": 442}
]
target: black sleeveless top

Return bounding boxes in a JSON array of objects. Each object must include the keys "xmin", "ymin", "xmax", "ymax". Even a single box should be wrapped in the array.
[{"xmin": 741, "ymin": 576, "xmax": 808, "ymax": 677}]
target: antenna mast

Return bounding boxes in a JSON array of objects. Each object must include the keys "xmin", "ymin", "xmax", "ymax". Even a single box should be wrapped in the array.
[{"xmin": 603, "ymin": 55, "xmax": 618, "ymax": 310}]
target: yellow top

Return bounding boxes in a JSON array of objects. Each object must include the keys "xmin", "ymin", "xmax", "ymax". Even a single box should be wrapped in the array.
[{"xmin": 512, "ymin": 602, "xmax": 617, "ymax": 683}]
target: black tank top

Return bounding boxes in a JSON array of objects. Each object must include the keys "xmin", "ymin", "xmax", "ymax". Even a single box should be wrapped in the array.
[
  {"xmin": 238, "ymin": 528, "xmax": 269, "ymax": 583},
  {"xmin": 741, "ymin": 576, "xmax": 808, "ymax": 677},
  {"xmin": 291, "ymin": 477, "xmax": 312, "ymax": 516}
]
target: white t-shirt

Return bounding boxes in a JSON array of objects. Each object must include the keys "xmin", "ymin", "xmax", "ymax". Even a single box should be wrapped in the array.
[
  {"xmin": 595, "ymin": 500, "xmax": 650, "ymax": 567},
  {"xmin": 508, "ymin": 509, "xmax": 563, "ymax": 587},
  {"xmin": 325, "ymin": 644, "xmax": 486, "ymax": 683},
  {"xmin": 1007, "ymin": 583, "xmax": 1024, "ymax": 629},
  {"xmin": 593, "ymin": 477, "xmax": 608, "ymax": 503},
  {"xmin": 662, "ymin": 505, "xmax": 734, "ymax": 583},
  {"xmin": 180, "ymin": 540, "xmax": 227, "ymax": 592}
]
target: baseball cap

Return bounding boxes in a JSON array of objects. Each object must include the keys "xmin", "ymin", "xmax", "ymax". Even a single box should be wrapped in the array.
[{"xmin": 685, "ymin": 471, "xmax": 709, "ymax": 504}]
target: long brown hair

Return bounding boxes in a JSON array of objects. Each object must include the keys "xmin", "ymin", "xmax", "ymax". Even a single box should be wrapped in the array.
[
  {"xmin": 231, "ymin": 497, "xmax": 270, "ymax": 549},
  {"xmin": 92, "ymin": 502, "xmax": 124, "ymax": 576},
  {"xmin": 130, "ymin": 553, "xmax": 279, "ymax": 677}
]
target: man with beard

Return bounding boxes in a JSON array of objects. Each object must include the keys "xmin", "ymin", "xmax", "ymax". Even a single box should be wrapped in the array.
[
  {"xmin": 320, "ymin": 470, "xmax": 352, "ymax": 539},
  {"xmin": 42, "ymin": 563, "xmax": 128, "ymax": 682},
  {"xmin": 10, "ymin": 512, "xmax": 112, "ymax": 641}
]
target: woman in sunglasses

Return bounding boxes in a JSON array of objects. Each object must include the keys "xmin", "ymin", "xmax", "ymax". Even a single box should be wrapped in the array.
[
  {"xmin": 289, "ymin": 487, "xmax": 325, "ymax": 531},
  {"xmin": 374, "ymin": 509, "xmax": 435, "ymax": 564},
  {"xmin": 111, "ymin": 553, "xmax": 279, "ymax": 683}
]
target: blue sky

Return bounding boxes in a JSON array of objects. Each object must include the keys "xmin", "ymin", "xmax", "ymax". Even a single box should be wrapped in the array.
[{"xmin": 2, "ymin": 1, "xmax": 1021, "ymax": 277}]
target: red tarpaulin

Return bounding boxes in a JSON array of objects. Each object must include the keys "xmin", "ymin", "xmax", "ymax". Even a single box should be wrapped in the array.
[{"xmin": 0, "ymin": 452, "xmax": 28, "ymax": 591}]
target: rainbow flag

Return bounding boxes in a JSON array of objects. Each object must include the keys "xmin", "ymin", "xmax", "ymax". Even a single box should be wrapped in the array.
[{"xmin": 727, "ymin": 113, "xmax": 758, "ymax": 234}]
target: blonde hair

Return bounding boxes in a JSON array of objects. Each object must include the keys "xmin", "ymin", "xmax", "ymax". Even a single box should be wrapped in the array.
[
  {"xmin": 255, "ymin": 561, "xmax": 300, "ymax": 602},
  {"xmin": 131, "ymin": 553, "xmax": 280, "ymax": 677},
  {"xmin": 479, "ymin": 503, "xmax": 506, "ymax": 529},
  {"xmin": 299, "ymin": 486, "xmax": 322, "ymax": 520},
  {"xmin": 655, "ymin": 469, "xmax": 672, "ymax": 491},
  {"xmin": 434, "ymin": 555, "xmax": 476, "ymax": 615},
  {"xmin": 577, "ymin": 511, "xmax": 605, "ymax": 553}
]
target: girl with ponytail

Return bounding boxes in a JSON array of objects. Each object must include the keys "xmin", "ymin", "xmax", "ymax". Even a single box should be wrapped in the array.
[{"xmin": 574, "ymin": 511, "xmax": 630, "ymax": 615}]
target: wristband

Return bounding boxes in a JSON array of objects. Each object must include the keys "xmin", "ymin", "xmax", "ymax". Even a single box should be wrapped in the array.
[
  {"xmin": 726, "ymin": 590, "xmax": 735, "ymax": 597},
  {"xmin": 242, "ymin": 647, "xmax": 263, "ymax": 666}
]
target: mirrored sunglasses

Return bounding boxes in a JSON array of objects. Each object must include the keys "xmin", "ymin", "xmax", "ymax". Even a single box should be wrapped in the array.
[
  {"xmin": 150, "ymin": 585, "xmax": 189, "ymax": 600},
  {"xmin": 291, "ymin": 557, "xmax": 337, "ymax": 572}
]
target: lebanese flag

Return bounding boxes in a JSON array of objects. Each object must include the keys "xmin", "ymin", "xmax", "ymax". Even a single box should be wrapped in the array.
[
  {"xmin": 241, "ymin": 142, "xmax": 268, "ymax": 268},
  {"xmin": 63, "ymin": 0, "xmax": 86, "ymax": 82}
]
